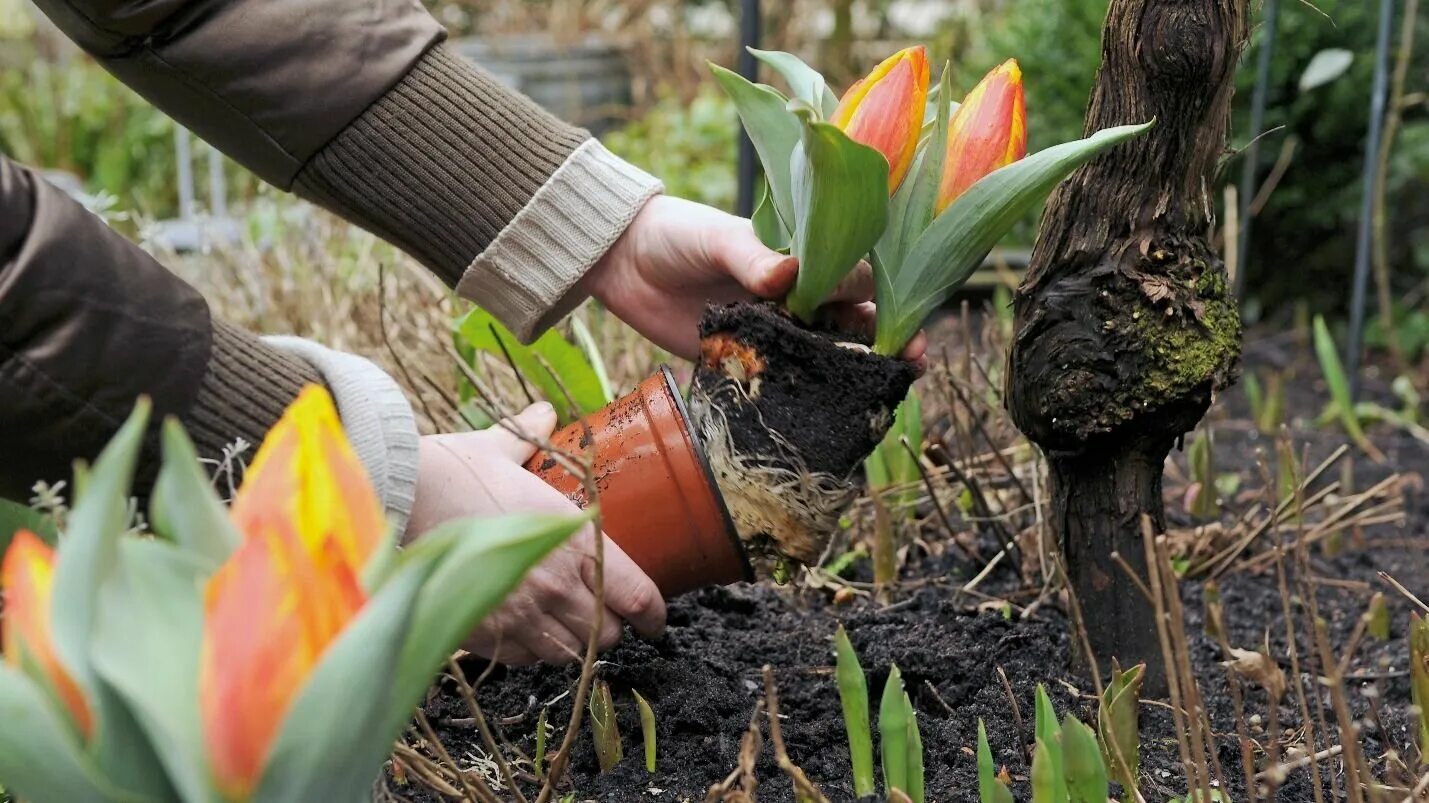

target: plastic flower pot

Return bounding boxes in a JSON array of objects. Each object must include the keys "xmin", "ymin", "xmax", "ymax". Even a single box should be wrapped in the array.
[{"xmin": 523, "ymin": 366, "xmax": 751, "ymax": 597}]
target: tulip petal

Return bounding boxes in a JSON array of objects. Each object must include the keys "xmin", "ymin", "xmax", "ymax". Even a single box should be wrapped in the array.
[
  {"xmin": 231, "ymin": 386, "xmax": 384, "ymax": 576},
  {"xmin": 937, "ymin": 59, "xmax": 1028, "ymax": 212},
  {"xmin": 201, "ymin": 523, "xmax": 365, "ymax": 797},
  {"xmin": 1, "ymin": 530, "xmax": 92, "ymax": 738},
  {"xmin": 833, "ymin": 46, "xmax": 930, "ymax": 193}
]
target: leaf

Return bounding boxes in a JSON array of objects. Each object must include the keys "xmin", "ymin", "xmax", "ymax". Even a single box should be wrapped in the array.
[
  {"xmin": 90, "ymin": 538, "xmax": 216, "ymax": 803},
  {"xmin": 256, "ymin": 551, "xmax": 429, "ymax": 803},
  {"xmin": 0, "ymin": 667, "xmax": 112, "ymax": 803},
  {"xmin": 833, "ymin": 625, "xmax": 875, "ymax": 797},
  {"xmin": 748, "ymin": 48, "xmax": 839, "ymax": 116},
  {"xmin": 1062, "ymin": 716, "xmax": 1109, "ymax": 803},
  {"xmin": 455, "ymin": 307, "xmax": 608, "ymax": 425},
  {"xmin": 149, "ymin": 418, "xmax": 241, "ymax": 570},
  {"xmin": 634, "ymin": 690, "xmax": 657, "ymax": 773},
  {"xmin": 875, "ymin": 121, "xmax": 1154, "ymax": 355},
  {"xmin": 1313, "ymin": 315, "xmax": 1383, "ymax": 461},
  {"xmin": 1033, "ymin": 686, "xmax": 1067, "ymax": 803},
  {"xmin": 0, "ymin": 499, "xmax": 57, "ymax": 552},
  {"xmin": 977, "ymin": 720, "xmax": 1014, "ymax": 803},
  {"xmin": 710, "ymin": 63, "xmax": 800, "ymax": 229},
  {"xmin": 1298, "ymin": 48, "xmax": 1354, "ymax": 92},
  {"xmin": 877, "ymin": 62, "xmax": 953, "ymax": 275},
  {"xmin": 879, "ymin": 665, "xmax": 909, "ymax": 796},
  {"xmin": 385, "ymin": 512, "xmax": 587, "ymax": 735},
  {"xmin": 1030, "ymin": 739, "xmax": 1064, "ymax": 803},
  {"xmin": 785, "ymin": 106, "xmax": 890, "ymax": 322},
  {"xmin": 904, "ymin": 692, "xmax": 924, "ymax": 803},
  {"xmin": 1410, "ymin": 613, "xmax": 1429, "ymax": 759},
  {"xmin": 752, "ymin": 178, "xmax": 791, "ymax": 250},
  {"xmin": 569, "ymin": 316, "xmax": 615, "ymax": 405},
  {"xmin": 1098, "ymin": 662, "xmax": 1143, "ymax": 801}
]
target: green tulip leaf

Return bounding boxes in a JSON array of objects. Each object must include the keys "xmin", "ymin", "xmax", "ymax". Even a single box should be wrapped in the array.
[
  {"xmin": 977, "ymin": 720, "xmax": 1014, "ymax": 803},
  {"xmin": 257, "ymin": 551, "xmax": 429, "ymax": 803},
  {"xmin": 91, "ymin": 538, "xmax": 215, "ymax": 803},
  {"xmin": 833, "ymin": 625, "xmax": 874, "ymax": 797},
  {"xmin": 786, "ymin": 106, "xmax": 889, "ymax": 322},
  {"xmin": 879, "ymin": 665, "xmax": 910, "ymax": 796},
  {"xmin": 1062, "ymin": 716, "xmax": 1109, "ymax": 803},
  {"xmin": 0, "ymin": 667, "xmax": 113, "ymax": 803},
  {"xmin": 752, "ymin": 178, "xmax": 791, "ymax": 250},
  {"xmin": 874, "ymin": 121, "xmax": 1154, "ymax": 355},
  {"xmin": 385, "ymin": 512, "xmax": 587, "ymax": 735},
  {"xmin": 150, "ymin": 418, "xmax": 241, "ymax": 570},
  {"xmin": 709, "ymin": 63, "xmax": 800, "ymax": 230},
  {"xmin": 748, "ymin": 48, "xmax": 839, "ymax": 117}
]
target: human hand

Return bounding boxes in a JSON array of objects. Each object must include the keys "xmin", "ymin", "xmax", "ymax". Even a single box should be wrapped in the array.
[
  {"xmin": 581, "ymin": 195, "xmax": 928, "ymax": 370},
  {"xmin": 404, "ymin": 403, "xmax": 666, "ymax": 665}
]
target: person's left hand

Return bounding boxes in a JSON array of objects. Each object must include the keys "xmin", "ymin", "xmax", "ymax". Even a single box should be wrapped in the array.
[{"xmin": 580, "ymin": 195, "xmax": 928, "ymax": 370}]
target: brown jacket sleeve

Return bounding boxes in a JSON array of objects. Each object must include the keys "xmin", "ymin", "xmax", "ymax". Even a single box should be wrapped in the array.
[
  {"xmin": 30, "ymin": 0, "xmax": 590, "ymax": 290},
  {"xmin": 0, "ymin": 157, "xmax": 322, "ymax": 502}
]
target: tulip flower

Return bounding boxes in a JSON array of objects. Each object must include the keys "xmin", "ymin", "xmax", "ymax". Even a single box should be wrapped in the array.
[
  {"xmin": 201, "ymin": 385, "xmax": 384, "ymax": 796},
  {"xmin": 2, "ymin": 530, "xmax": 92, "ymax": 738},
  {"xmin": 832, "ymin": 46, "xmax": 930, "ymax": 193},
  {"xmin": 936, "ymin": 59, "xmax": 1028, "ymax": 213}
]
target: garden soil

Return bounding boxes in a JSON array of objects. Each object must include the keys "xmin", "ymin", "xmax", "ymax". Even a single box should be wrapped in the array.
[{"xmin": 406, "ymin": 334, "xmax": 1429, "ymax": 803}]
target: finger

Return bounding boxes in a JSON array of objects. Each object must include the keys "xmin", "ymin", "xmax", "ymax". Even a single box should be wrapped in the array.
[
  {"xmin": 579, "ymin": 536, "xmax": 667, "ymax": 639},
  {"xmin": 523, "ymin": 616, "xmax": 586, "ymax": 665},
  {"xmin": 552, "ymin": 586, "xmax": 624, "ymax": 652},
  {"xmin": 901, "ymin": 330, "xmax": 930, "ymax": 376},
  {"xmin": 712, "ymin": 219, "xmax": 799, "ymax": 299},
  {"xmin": 824, "ymin": 261, "xmax": 874, "ymax": 304},
  {"xmin": 484, "ymin": 402, "xmax": 559, "ymax": 463}
]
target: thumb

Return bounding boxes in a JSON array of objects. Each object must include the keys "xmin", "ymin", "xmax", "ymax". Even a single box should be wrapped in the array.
[
  {"xmin": 715, "ymin": 220, "xmax": 799, "ymax": 300},
  {"xmin": 486, "ymin": 402, "xmax": 559, "ymax": 463}
]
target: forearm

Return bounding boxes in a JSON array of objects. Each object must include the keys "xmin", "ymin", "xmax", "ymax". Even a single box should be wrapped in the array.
[
  {"xmin": 0, "ymin": 159, "xmax": 416, "ymax": 530},
  {"xmin": 32, "ymin": 0, "xmax": 661, "ymax": 341}
]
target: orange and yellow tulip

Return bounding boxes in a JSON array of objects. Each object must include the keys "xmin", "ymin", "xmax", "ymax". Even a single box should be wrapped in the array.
[
  {"xmin": 2, "ymin": 530, "xmax": 93, "ymax": 738},
  {"xmin": 201, "ymin": 385, "xmax": 384, "ymax": 796},
  {"xmin": 937, "ymin": 59, "xmax": 1028, "ymax": 213},
  {"xmin": 832, "ymin": 46, "xmax": 930, "ymax": 193}
]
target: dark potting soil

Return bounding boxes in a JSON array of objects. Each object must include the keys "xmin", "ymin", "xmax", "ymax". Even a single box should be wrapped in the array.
[
  {"xmin": 693, "ymin": 301, "xmax": 916, "ymax": 479},
  {"xmin": 404, "ymin": 332, "xmax": 1429, "ymax": 803}
]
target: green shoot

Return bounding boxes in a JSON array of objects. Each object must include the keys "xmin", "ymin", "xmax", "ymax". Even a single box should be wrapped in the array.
[
  {"xmin": 1186, "ymin": 429, "xmax": 1216, "ymax": 520},
  {"xmin": 1097, "ymin": 662, "xmax": 1144, "ymax": 802},
  {"xmin": 1244, "ymin": 370, "xmax": 1286, "ymax": 436},
  {"xmin": 1367, "ymin": 593, "xmax": 1390, "ymax": 641},
  {"xmin": 1312, "ymin": 315, "xmax": 1384, "ymax": 461},
  {"xmin": 1061, "ymin": 715, "xmax": 1108, "ymax": 803},
  {"xmin": 834, "ymin": 625, "xmax": 876, "ymax": 796},
  {"xmin": 879, "ymin": 666, "xmax": 910, "ymax": 797},
  {"xmin": 534, "ymin": 706, "xmax": 549, "ymax": 781},
  {"xmin": 865, "ymin": 391, "xmax": 925, "ymax": 514},
  {"xmin": 977, "ymin": 720, "xmax": 1014, "ymax": 803},
  {"xmin": 634, "ymin": 690, "xmax": 657, "ymax": 773},
  {"xmin": 1033, "ymin": 686, "xmax": 1067, "ymax": 803},
  {"xmin": 904, "ymin": 691, "xmax": 924, "ymax": 803},
  {"xmin": 1411, "ymin": 613, "xmax": 1429, "ymax": 760},
  {"xmin": 588, "ymin": 680, "xmax": 623, "ymax": 773}
]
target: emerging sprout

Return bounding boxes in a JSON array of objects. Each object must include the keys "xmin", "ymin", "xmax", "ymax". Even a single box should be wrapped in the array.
[
  {"xmin": 977, "ymin": 720, "xmax": 1014, "ymax": 803},
  {"xmin": 1366, "ymin": 593, "xmax": 1390, "ymax": 641},
  {"xmin": 834, "ymin": 625, "xmax": 876, "ymax": 796},
  {"xmin": 1411, "ymin": 613, "xmax": 1429, "ymax": 760},
  {"xmin": 634, "ymin": 690, "xmax": 657, "ymax": 774},
  {"xmin": 588, "ymin": 681, "xmax": 623, "ymax": 773},
  {"xmin": 1097, "ymin": 661, "xmax": 1145, "ymax": 802}
]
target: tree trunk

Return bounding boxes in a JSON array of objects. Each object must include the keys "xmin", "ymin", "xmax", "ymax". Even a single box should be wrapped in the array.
[{"xmin": 1007, "ymin": 0, "xmax": 1249, "ymax": 695}]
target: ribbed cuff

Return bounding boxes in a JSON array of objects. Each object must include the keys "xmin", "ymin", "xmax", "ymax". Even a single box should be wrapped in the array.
[
  {"xmin": 266, "ymin": 337, "xmax": 421, "ymax": 537},
  {"xmin": 293, "ymin": 43, "xmax": 590, "ymax": 288},
  {"xmin": 455, "ymin": 139, "xmax": 664, "ymax": 340},
  {"xmin": 184, "ymin": 321, "xmax": 325, "ymax": 485}
]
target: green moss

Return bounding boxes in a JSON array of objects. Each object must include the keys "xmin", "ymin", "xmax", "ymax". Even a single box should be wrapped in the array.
[{"xmin": 1129, "ymin": 295, "xmax": 1241, "ymax": 406}]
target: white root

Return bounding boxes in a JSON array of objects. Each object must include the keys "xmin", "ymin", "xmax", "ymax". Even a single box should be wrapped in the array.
[{"xmin": 689, "ymin": 375, "xmax": 860, "ymax": 574}]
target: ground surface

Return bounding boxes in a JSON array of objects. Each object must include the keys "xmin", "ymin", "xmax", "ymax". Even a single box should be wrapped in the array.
[{"xmin": 403, "ymin": 331, "xmax": 1429, "ymax": 803}]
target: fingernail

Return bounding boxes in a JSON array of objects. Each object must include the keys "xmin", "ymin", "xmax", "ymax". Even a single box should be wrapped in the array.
[{"xmin": 529, "ymin": 401, "xmax": 555, "ymax": 417}]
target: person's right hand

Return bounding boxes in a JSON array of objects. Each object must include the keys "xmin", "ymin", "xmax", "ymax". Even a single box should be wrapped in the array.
[{"xmin": 404, "ymin": 402, "xmax": 666, "ymax": 665}]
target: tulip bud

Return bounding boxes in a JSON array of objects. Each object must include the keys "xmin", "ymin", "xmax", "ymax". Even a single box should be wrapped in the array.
[
  {"xmin": 937, "ymin": 59, "xmax": 1028, "ymax": 213},
  {"xmin": 2, "ymin": 530, "xmax": 93, "ymax": 738},
  {"xmin": 831, "ymin": 46, "xmax": 930, "ymax": 193}
]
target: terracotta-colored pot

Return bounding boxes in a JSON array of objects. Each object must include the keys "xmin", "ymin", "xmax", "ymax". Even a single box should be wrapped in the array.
[{"xmin": 523, "ymin": 366, "xmax": 751, "ymax": 597}]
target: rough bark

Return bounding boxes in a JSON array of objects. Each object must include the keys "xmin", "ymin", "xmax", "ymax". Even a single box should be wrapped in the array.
[{"xmin": 1007, "ymin": 0, "xmax": 1249, "ymax": 694}]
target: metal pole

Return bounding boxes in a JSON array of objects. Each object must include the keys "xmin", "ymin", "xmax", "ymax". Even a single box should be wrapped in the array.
[
  {"xmin": 735, "ymin": 0, "xmax": 760, "ymax": 218},
  {"xmin": 1233, "ymin": 0, "xmax": 1280, "ymax": 301},
  {"xmin": 174, "ymin": 126, "xmax": 194, "ymax": 221},
  {"xmin": 1347, "ymin": 0, "xmax": 1395, "ymax": 401}
]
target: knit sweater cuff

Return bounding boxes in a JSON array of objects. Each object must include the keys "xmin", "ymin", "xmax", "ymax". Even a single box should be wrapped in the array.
[
  {"xmin": 266, "ymin": 337, "xmax": 421, "ymax": 537},
  {"xmin": 455, "ymin": 139, "xmax": 664, "ymax": 340}
]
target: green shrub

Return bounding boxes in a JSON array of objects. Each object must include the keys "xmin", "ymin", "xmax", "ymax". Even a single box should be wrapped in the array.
[{"xmin": 604, "ymin": 88, "xmax": 738, "ymax": 211}]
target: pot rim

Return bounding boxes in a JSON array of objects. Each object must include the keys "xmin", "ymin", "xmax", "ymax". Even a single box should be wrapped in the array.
[{"xmin": 658, "ymin": 365, "xmax": 754, "ymax": 584}]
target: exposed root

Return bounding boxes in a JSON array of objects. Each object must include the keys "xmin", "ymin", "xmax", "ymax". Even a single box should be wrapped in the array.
[{"xmin": 690, "ymin": 375, "xmax": 860, "ymax": 574}]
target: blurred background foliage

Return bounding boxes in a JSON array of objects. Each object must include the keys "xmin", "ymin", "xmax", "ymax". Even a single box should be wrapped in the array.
[{"xmin": 1, "ymin": 0, "xmax": 1425, "ymax": 342}]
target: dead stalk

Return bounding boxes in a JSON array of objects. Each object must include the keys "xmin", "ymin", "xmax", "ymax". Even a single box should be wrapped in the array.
[{"xmin": 761, "ymin": 665, "xmax": 830, "ymax": 803}]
